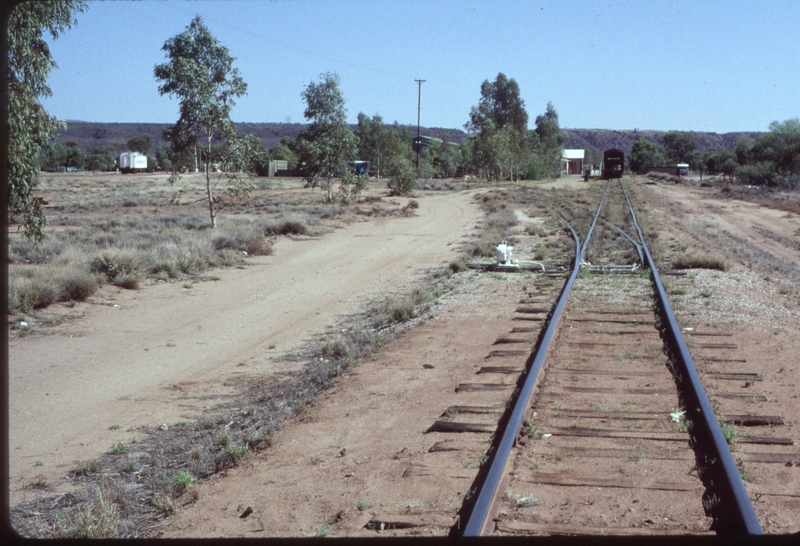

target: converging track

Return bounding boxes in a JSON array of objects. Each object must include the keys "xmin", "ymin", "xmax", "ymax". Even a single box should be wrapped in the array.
[{"xmin": 450, "ymin": 181, "xmax": 763, "ymax": 536}]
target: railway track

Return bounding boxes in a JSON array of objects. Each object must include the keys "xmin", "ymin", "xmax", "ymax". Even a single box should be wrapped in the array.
[
  {"xmin": 360, "ymin": 180, "xmax": 799, "ymax": 537},
  {"xmin": 442, "ymin": 181, "xmax": 765, "ymax": 536}
]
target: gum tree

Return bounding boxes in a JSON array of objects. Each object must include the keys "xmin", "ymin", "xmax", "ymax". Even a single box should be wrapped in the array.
[
  {"xmin": 154, "ymin": 16, "xmax": 250, "ymax": 228},
  {"xmin": 7, "ymin": 0, "xmax": 87, "ymax": 241},
  {"xmin": 127, "ymin": 134, "xmax": 153, "ymax": 155},
  {"xmin": 662, "ymin": 131, "xmax": 698, "ymax": 164},
  {"xmin": 295, "ymin": 72, "xmax": 363, "ymax": 203},
  {"xmin": 628, "ymin": 137, "xmax": 666, "ymax": 174},
  {"xmin": 533, "ymin": 102, "xmax": 567, "ymax": 178},
  {"xmin": 466, "ymin": 73, "xmax": 530, "ymax": 180}
]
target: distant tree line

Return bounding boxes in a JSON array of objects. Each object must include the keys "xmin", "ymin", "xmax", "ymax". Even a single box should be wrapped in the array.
[
  {"xmin": 21, "ymin": 3, "xmax": 799, "ymax": 241},
  {"xmin": 627, "ymin": 121, "xmax": 800, "ymax": 187}
]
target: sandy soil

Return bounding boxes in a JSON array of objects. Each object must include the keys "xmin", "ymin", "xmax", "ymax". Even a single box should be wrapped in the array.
[
  {"xmin": 153, "ymin": 179, "xmax": 800, "ymax": 538},
  {"xmin": 10, "ymin": 177, "xmax": 800, "ymax": 537},
  {"xmin": 8, "ymin": 190, "xmax": 481, "ymax": 507}
]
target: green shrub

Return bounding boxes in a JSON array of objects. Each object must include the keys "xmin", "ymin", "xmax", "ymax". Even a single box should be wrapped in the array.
[
  {"xmin": 215, "ymin": 444, "xmax": 249, "ymax": 470},
  {"xmin": 736, "ymin": 161, "xmax": 778, "ymax": 186},
  {"xmin": 171, "ymin": 470, "xmax": 195, "ymax": 493},
  {"xmin": 386, "ymin": 156, "xmax": 417, "ymax": 196}
]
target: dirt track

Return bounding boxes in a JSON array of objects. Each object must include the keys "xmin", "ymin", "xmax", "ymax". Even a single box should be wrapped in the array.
[
  {"xmin": 10, "ymin": 178, "xmax": 800, "ymax": 537},
  {"xmin": 8, "ymin": 190, "xmax": 481, "ymax": 506},
  {"xmin": 155, "ymin": 179, "xmax": 800, "ymax": 538}
]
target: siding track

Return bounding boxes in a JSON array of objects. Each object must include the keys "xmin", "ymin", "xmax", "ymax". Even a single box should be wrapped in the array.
[{"xmin": 453, "ymin": 181, "xmax": 764, "ymax": 536}]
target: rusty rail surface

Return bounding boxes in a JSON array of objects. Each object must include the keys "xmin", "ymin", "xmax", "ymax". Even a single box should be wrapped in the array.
[
  {"xmin": 459, "ymin": 180, "xmax": 762, "ymax": 536},
  {"xmin": 619, "ymin": 181, "xmax": 762, "ymax": 535},
  {"xmin": 460, "ymin": 183, "xmax": 609, "ymax": 536}
]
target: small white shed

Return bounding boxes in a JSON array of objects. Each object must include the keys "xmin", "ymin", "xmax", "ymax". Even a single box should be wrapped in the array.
[{"xmin": 561, "ymin": 149, "xmax": 585, "ymax": 175}]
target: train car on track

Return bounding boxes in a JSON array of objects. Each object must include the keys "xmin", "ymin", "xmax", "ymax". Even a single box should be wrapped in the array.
[{"xmin": 601, "ymin": 148, "xmax": 625, "ymax": 179}]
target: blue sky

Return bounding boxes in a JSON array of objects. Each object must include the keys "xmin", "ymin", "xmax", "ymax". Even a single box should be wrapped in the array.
[{"xmin": 34, "ymin": 0, "xmax": 800, "ymax": 133}]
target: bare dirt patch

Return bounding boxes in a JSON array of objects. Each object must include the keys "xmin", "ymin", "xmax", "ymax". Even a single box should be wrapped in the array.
[
  {"xmin": 8, "ymin": 176, "xmax": 482, "ymax": 512},
  {"xmin": 10, "ymin": 175, "xmax": 800, "ymax": 536},
  {"xmin": 155, "ymin": 271, "xmax": 540, "ymax": 538}
]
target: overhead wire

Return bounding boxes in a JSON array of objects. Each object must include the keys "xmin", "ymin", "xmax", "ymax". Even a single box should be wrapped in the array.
[{"xmin": 156, "ymin": 0, "xmax": 418, "ymax": 81}]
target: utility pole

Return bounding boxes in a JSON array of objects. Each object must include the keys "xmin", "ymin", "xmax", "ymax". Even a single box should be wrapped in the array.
[{"xmin": 415, "ymin": 79, "xmax": 425, "ymax": 176}]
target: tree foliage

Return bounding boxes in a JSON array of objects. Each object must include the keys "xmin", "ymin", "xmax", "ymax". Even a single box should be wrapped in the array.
[
  {"xmin": 628, "ymin": 137, "xmax": 666, "ymax": 174},
  {"xmin": 386, "ymin": 155, "xmax": 416, "ymax": 195},
  {"xmin": 436, "ymin": 130, "xmax": 462, "ymax": 178},
  {"xmin": 464, "ymin": 74, "xmax": 564, "ymax": 181},
  {"xmin": 295, "ymin": 72, "xmax": 364, "ymax": 203},
  {"xmin": 48, "ymin": 141, "xmax": 85, "ymax": 169},
  {"xmin": 127, "ymin": 134, "xmax": 153, "ymax": 155},
  {"xmin": 661, "ymin": 131, "xmax": 697, "ymax": 164},
  {"xmin": 466, "ymin": 73, "xmax": 533, "ymax": 181},
  {"xmin": 269, "ymin": 137, "xmax": 298, "ymax": 169},
  {"xmin": 533, "ymin": 102, "xmax": 567, "ymax": 178},
  {"xmin": 154, "ymin": 146, "xmax": 172, "ymax": 171},
  {"xmin": 736, "ymin": 119, "xmax": 800, "ymax": 187},
  {"xmin": 154, "ymin": 16, "xmax": 253, "ymax": 227},
  {"xmin": 85, "ymin": 147, "xmax": 115, "ymax": 171},
  {"xmin": 355, "ymin": 113, "xmax": 413, "ymax": 178},
  {"xmin": 7, "ymin": 0, "xmax": 88, "ymax": 241},
  {"xmin": 467, "ymin": 73, "xmax": 528, "ymax": 134}
]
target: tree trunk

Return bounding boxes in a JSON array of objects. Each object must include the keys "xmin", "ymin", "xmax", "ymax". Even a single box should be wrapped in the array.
[{"xmin": 206, "ymin": 135, "xmax": 216, "ymax": 228}]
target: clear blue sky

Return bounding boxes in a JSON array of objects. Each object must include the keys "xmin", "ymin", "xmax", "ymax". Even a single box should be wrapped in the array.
[{"xmin": 34, "ymin": 0, "xmax": 800, "ymax": 133}]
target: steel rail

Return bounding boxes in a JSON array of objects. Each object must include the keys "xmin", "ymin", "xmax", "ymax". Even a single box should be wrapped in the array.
[
  {"xmin": 460, "ymin": 183, "xmax": 609, "ymax": 536},
  {"xmin": 618, "ymin": 181, "xmax": 763, "ymax": 535},
  {"xmin": 589, "ymin": 212, "xmax": 644, "ymax": 266}
]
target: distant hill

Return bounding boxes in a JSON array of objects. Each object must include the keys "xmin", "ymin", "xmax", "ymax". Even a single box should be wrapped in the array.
[
  {"xmin": 563, "ymin": 129, "xmax": 763, "ymax": 156},
  {"xmin": 56, "ymin": 121, "xmax": 761, "ymax": 156},
  {"xmin": 55, "ymin": 121, "xmax": 471, "ymax": 153}
]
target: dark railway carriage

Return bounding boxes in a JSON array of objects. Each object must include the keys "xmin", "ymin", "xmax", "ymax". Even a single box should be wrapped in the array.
[{"xmin": 602, "ymin": 148, "xmax": 625, "ymax": 179}]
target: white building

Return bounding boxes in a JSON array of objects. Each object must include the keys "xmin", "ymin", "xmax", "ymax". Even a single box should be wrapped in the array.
[{"xmin": 561, "ymin": 149, "xmax": 585, "ymax": 175}]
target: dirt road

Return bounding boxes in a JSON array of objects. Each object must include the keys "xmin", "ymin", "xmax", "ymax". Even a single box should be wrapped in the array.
[
  {"xmin": 8, "ymin": 191, "xmax": 481, "ymax": 505},
  {"xmin": 154, "ymin": 180, "xmax": 800, "ymax": 538}
]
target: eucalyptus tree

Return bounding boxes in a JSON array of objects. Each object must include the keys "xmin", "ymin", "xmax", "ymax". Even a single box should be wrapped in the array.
[
  {"xmin": 127, "ymin": 134, "xmax": 153, "ymax": 155},
  {"xmin": 7, "ymin": 0, "xmax": 87, "ymax": 241},
  {"xmin": 466, "ymin": 73, "xmax": 530, "ymax": 180},
  {"xmin": 662, "ymin": 131, "xmax": 698, "ymax": 164},
  {"xmin": 355, "ymin": 113, "xmax": 385, "ymax": 177},
  {"xmin": 431, "ymin": 130, "xmax": 461, "ymax": 179},
  {"xmin": 628, "ymin": 137, "xmax": 666, "ymax": 174},
  {"xmin": 533, "ymin": 102, "xmax": 566, "ymax": 178},
  {"xmin": 295, "ymin": 72, "xmax": 363, "ymax": 203},
  {"xmin": 355, "ymin": 114, "xmax": 414, "ymax": 178},
  {"xmin": 154, "ymin": 16, "xmax": 251, "ymax": 228}
]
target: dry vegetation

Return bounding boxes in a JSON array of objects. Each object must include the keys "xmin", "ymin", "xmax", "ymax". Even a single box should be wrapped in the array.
[
  {"xmin": 7, "ymin": 173, "xmax": 374, "ymax": 315},
  {"xmin": 18, "ymin": 176, "xmax": 792, "ymax": 538},
  {"xmin": 7, "ymin": 171, "xmax": 483, "ymax": 537},
  {"xmin": 9, "ymin": 174, "xmax": 675, "ymax": 538}
]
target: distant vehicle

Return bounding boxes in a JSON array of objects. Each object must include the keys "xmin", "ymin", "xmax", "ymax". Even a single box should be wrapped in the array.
[
  {"xmin": 601, "ymin": 149, "xmax": 625, "ymax": 179},
  {"xmin": 349, "ymin": 160, "xmax": 369, "ymax": 175},
  {"xmin": 119, "ymin": 152, "xmax": 148, "ymax": 173},
  {"xmin": 649, "ymin": 164, "xmax": 689, "ymax": 176}
]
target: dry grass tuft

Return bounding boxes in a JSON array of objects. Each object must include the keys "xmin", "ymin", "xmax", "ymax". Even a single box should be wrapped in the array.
[
  {"xmin": 8, "ymin": 265, "xmax": 99, "ymax": 311},
  {"xmin": 673, "ymin": 252, "xmax": 731, "ymax": 271},
  {"xmin": 263, "ymin": 218, "xmax": 308, "ymax": 236}
]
